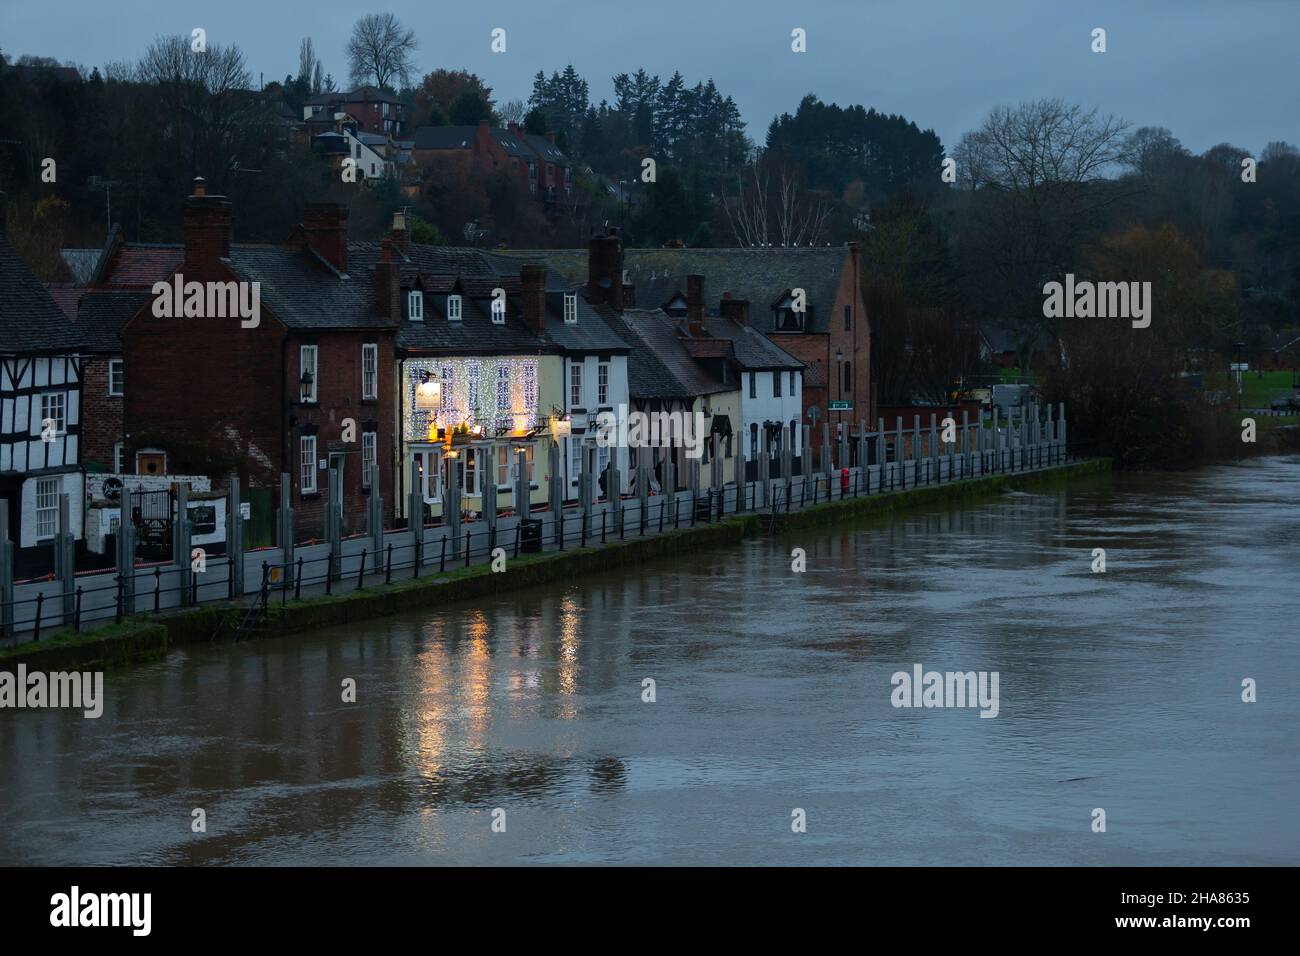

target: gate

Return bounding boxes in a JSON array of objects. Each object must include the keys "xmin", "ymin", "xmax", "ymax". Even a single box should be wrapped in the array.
[{"xmin": 130, "ymin": 488, "xmax": 175, "ymax": 560}]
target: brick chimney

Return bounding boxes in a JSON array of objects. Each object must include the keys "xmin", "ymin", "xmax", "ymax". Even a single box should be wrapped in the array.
[
  {"xmin": 520, "ymin": 262, "xmax": 546, "ymax": 335},
  {"xmin": 373, "ymin": 238, "xmax": 400, "ymax": 323},
  {"xmin": 719, "ymin": 292, "xmax": 750, "ymax": 326},
  {"xmin": 686, "ymin": 274, "xmax": 704, "ymax": 337},
  {"xmin": 586, "ymin": 227, "xmax": 624, "ymax": 311},
  {"xmin": 545, "ymin": 131, "xmax": 556, "ymax": 144},
  {"xmin": 389, "ymin": 210, "xmax": 409, "ymax": 256},
  {"xmin": 183, "ymin": 177, "xmax": 233, "ymax": 270},
  {"xmin": 508, "ymin": 122, "xmax": 522, "ymax": 138},
  {"xmin": 303, "ymin": 201, "xmax": 349, "ymax": 273}
]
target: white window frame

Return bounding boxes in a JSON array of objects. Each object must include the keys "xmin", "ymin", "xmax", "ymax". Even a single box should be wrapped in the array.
[
  {"xmin": 108, "ymin": 359, "xmax": 125, "ymax": 397},
  {"xmin": 564, "ymin": 292, "xmax": 578, "ymax": 324},
  {"xmin": 361, "ymin": 431, "xmax": 377, "ymax": 488},
  {"xmin": 35, "ymin": 477, "xmax": 59, "ymax": 540},
  {"xmin": 462, "ymin": 448, "xmax": 480, "ymax": 497},
  {"xmin": 598, "ymin": 361, "xmax": 609, "ymax": 405},
  {"xmin": 773, "ymin": 371, "xmax": 782, "ymax": 399},
  {"xmin": 569, "ymin": 437, "xmax": 581, "ymax": 483},
  {"xmin": 300, "ymin": 435, "xmax": 318, "ymax": 493},
  {"xmin": 409, "ymin": 290, "xmax": 424, "ymax": 322},
  {"xmin": 300, "ymin": 345, "xmax": 318, "ymax": 403},
  {"xmin": 496, "ymin": 445, "xmax": 511, "ymax": 488},
  {"xmin": 40, "ymin": 392, "xmax": 66, "ymax": 435},
  {"xmin": 113, "ymin": 442, "xmax": 125, "ymax": 474},
  {"xmin": 447, "ymin": 294, "xmax": 463, "ymax": 321},
  {"xmin": 361, "ymin": 343, "xmax": 378, "ymax": 400},
  {"xmin": 570, "ymin": 362, "xmax": 583, "ymax": 408}
]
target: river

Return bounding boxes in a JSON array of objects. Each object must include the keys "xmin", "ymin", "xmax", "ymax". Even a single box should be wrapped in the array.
[{"xmin": 3, "ymin": 457, "xmax": 1297, "ymax": 865}]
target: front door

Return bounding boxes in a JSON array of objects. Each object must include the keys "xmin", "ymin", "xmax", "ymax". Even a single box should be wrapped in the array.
[{"xmin": 328, "ymin": 452, "xmax": 346, "ymax": 496}]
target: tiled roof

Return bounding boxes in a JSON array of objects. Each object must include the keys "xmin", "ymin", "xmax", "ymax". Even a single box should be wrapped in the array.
[
  {"xmin": 226, "ymin": 245, "xmax": 394, "ymax": 331},
  {"xmin": 104, "ymin": 244, "xmax": 183, "ymax": 286},
  {"xmin": 702, "ymin": 316, "xmax": 804, "ymax": 371},
  {"xmin": 396, "ymin": 290, "xmax": 548, "ymax": 353},
  {"xmin": 523, "ymin": 134, "xmax": 569, "ymax": 164},
  {"xmin": 46, "ymin": 284, "xmax": 85, "ymax": 319},
  {"xmin": 681, "ymin": 337, "xmax": 733, "ymax": 360},
  {"xmin": 497, "ymin": 247, "xmax": 851, "ymax": 334},
  {"xmin": 620, "ymin": 309, "xmax": 731, "ymax": 398},
  {"xmin": 0, "ymin": 233, "xmax": 82, "ymax": 353},
  {"xmin": 412, "ymin": 126, "xmax": 478, "ymax": 150},
  {"xmin": 74, "ymin": 289, "xmax": 152, "ymax": 352},
  {"xmin": 599, "ymin": 306, "xmax": 692, "ymax": 400},
  {"xmin": 542, "ymin": 292, "xmax": 628, "ymax": 354}
]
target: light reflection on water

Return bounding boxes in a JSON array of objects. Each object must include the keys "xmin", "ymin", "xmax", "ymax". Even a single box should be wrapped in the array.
[{"xmin": 1, "ymin": 457, "xmax": 1297, "ymax": 865}]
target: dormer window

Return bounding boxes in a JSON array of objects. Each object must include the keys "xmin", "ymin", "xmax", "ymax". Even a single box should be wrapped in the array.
[
  {"xmin": 564, "ymin": 293, "xmax": 578, "ymax": 324},
  {"xmin": 408, "ymin": 290, "xmax": 424, "ymax": 321},
  {"xmin": 447, "ymin": 294, "xmax": 463, "ymax": 321},
  {"xmin": 491, "ymin": 298, "xmax": 505, "ymax": 325}
]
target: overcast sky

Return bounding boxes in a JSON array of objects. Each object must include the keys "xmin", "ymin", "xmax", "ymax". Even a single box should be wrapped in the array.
[{"xmin": 4, "ymin": 0, "xmax": 1296, "ymax": 155}]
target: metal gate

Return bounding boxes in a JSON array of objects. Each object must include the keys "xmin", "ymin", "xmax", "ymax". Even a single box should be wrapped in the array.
[{"xmin": 130, "ymin": 488, "xmax": 174, "ymax": 560}]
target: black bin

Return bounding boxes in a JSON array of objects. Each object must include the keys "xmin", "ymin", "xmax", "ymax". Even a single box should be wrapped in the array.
[{"xmin": 520, "ymin": 518, "xmax": 544, "ymax": 554}]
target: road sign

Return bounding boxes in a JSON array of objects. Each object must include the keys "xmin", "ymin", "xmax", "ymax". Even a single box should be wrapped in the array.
[
  {"xmin": 240, "ymin": 502, "xmax": 251, "ymax": 520},
  {"xmin": 829, "ymin": 400, "xmax": 853, "ymax": 410}
]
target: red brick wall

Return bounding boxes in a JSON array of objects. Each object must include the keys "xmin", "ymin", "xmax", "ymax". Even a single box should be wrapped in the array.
[
  {"xmin": 286, "ymin": 331, "xmax": 396, "ymax": 537},
  {"xmin": 123, "ymin": 276, "xmax": 286, "ymax": 490},
  {"xmin": 828, "ymin": 245, "xmax": 872, "ymax": 425},
  {"xmin": 80, "ymin": 354, "xmax": 123, "ymax": 471}
]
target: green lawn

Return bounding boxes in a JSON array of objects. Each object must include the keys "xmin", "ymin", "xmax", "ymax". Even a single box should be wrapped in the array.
[{"xmin": 1238, "ymin": 369, "xmax": 1299, "ymax": 408}]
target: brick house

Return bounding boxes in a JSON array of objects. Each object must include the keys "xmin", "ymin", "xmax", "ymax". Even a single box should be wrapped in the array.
[
  {"xmin": 303, "ymin": 86, "xmax": 407, "ymax": 138},
  {"xmin": 120, "ymin": 182, "xmax": 400, "ymax": 538},
  {"xmin": 498, "ymin": 244, "xmax": 871, "ymax": 450},
  {"xmin": 410, "ymin": 121, "xmax": 573, "ymax": 202}
]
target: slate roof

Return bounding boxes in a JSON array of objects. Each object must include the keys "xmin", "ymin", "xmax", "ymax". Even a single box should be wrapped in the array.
[
  {"xmin": 412, "ymin": 126, "xmax": 478, "ymax": 150},
  {"xmin": 598, "ymin": 306, "xmax": 693, "ymax": 400},
  {"xmin": 524, "ymin": 134, "xmax": 569, "ymax": 164},
  {"xmin": 0, "ymin": 232, "xmax": 82, "ymax": 353},
  {"xmin": 497, "ymin": 247, "xmax": 850, "ymax": 334},
  {"xmin": 103, "ymin": 244, "xmax": 183, "ymax": 286},
  {"xmin": 46, "ymin": 284, "xmax": 85, "ymax": 319},
  {"xmin": 226, "ymin": 245, "xmax": 393, "ymax": 331},
  {"xmin": 619, "ymin": 309, "xmax": 731, "ymax": 398},
  {"xmin": 73, "ymin": 289, "xmax": 153, "ymax": 352},
  {"xmin": 702, "ymin": 316, "xmax": 804, "ymax": 371},
  {"xmin": 342, "ymin": 243, "xmax": 624, "ymax": 355}
]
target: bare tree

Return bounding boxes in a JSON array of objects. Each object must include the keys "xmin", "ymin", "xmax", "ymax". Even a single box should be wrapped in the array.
[
  {"xmin": 951, "ymin": 99, "xmax": 1133, "ymax": 369},
  {"xmin": 722, "ymin": 159, "xmax": 831, "ymax": 247},
  {"xmin": 497, "ymin": 98, "xmax": 527, "ymax": 126},
  {"xmin": 346, "ymin": 13, "xmax": 417, "ymax": 92}
]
